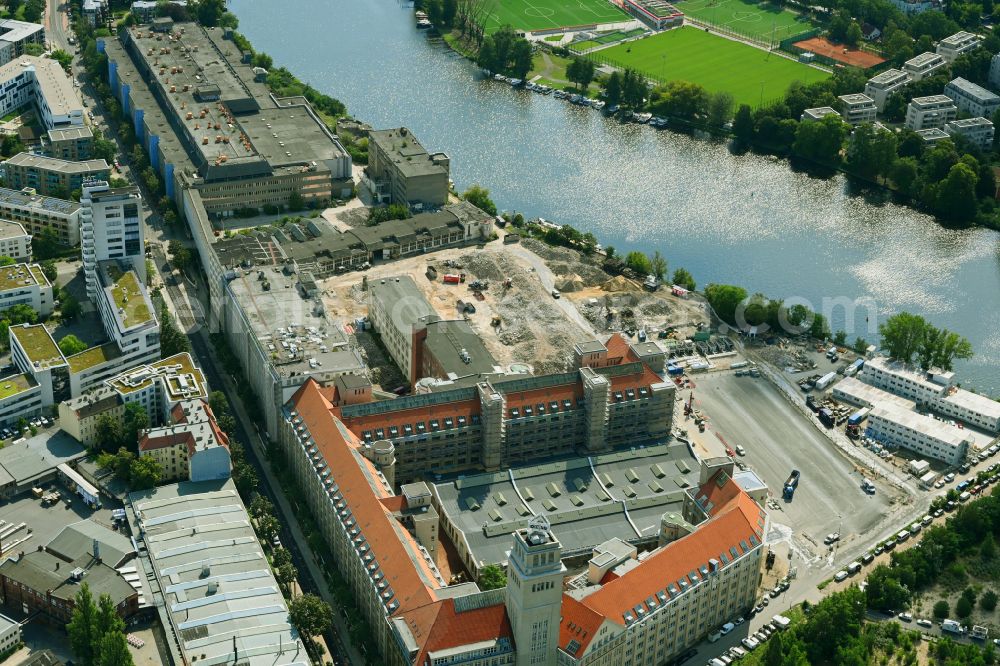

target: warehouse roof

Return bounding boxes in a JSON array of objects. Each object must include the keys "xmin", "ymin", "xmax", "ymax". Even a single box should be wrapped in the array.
[
  {"xmin": 129, "ymin": 480, "xmax": 307, "ymax": 666},
  {"xmin": 47, "ymin": 520, "xmax": 135, "ymax": 568},
  {"xmin": 0, "ymin": 430, "xmax": 86, "ymax": 487}
]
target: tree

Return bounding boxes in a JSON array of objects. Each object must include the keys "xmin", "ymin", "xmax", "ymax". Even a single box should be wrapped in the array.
[
  {"xmin": 733, "ymin": 104, "xmax": 753, "ymax": 142},
  {"xmin": 478, "ymin": 563, "xmax": 507, "ymax": 590},
  {"xmin": 32, "ymin": 226, "xmax": 62, "ymax": 260},
  {"xmin": 462, "ymin": 184, "xmax": 497, "ymax": 216},
  {"xmin": 933, "ymin": 161, "xmax": 979, "ymax": 223},
  {"xmin": 62, "ymin": 296, "xmax": 82, "ymax": 322},
  {"xmin": 764, "ymin": 630, "xmax": 784, "ymax": 666},
  {"xmin": 288, "ymin": 190, "xmax": 305, "ymax": 212},
  {"xmin": 566, "ymin": 57, "xmax": 595, "ymax": 91},
  {"xmin": 671, "ymin": 267, "xmax": 696, "ymax": 291},
  {"xmin": 704, "ymin": 284, "xmax": 748, "ymax": 326},
  {"xmin": 845, "ymin": 21, "xmax": 864, "ymax": 47},
  {"xmin": 623, "ymin": 251, "xmax": 652, "ymax": 276},
  {"xmin": 847, "ymin": 123, "xmax": 898, "ymax": 182},
  {"xmin": 879, "ymin": 312, "xmax": 928, "ymax": 363},
  {"xmin": 933, "ymin": 600, "xmax": 950, "ymax": 619},
  {"xmin": 442, "ymin": 0, "xmax": 458, "ymax": 27},
  {"xmin": 123, "ymin": 402, "xmax": 149, "ymax": 447},
  {"xmin": 649, "ymin": 80, "xmax": 709, "ymax": 120},
  {"xmin": 852, "ymin": 337, "xmax": 868, "ymax": 354},
  {"xmin": 196, "ymin": 0, "xmax": 228, "ymax": 26},
  {"xmin": 273, "ymin": 546, "xmax": 293, "ymax": 568},
  {"xmin": 128, "ymin": 456, "xmax": 161, "ymax": 490},
  {"xmin": 210, "ymin": 390, "xmax": 230, "ymax": 418},
  {"xmin": 620, "ymin": 68, "xmax": 647, "ymax": 109},
  {"xmin": 94, "ymin": 415, "xmax": 126, "ymax": 453},
  {"xmin": 159, "ymin": 303, "xmax": 191, "ymax": 357},
  {"xmin": 889, "ymin": 157, "xmax": 920, "ymax": 196},
  {"xmin": 257, "ymin": 514, "xmax": 281, "ymax": 543},
  {"xmin": 833, "ymin": 330, "xmax": 847, "ymax": 346},
  {"xmin": 275, "ymin": 562, "xmax": 298, "ymax": 586},
  {"xmin": 0, "ymin": 133, "xmax": 23, "ymax": 158},
  {"xmin": 510, "ymin": 39, "xmax": 533, "ymax": 80},
  {"xmin": 40, "ymin": 259, "xmax": 57, "ymax": 283},
  {"xmin": 604, "ymin": 71, "xmax": 623, "ymax": 106},
  {"xmin": 865, "ymin": 565, "xmax": 911, "ymax": 611},
  {"xmin": 67, "ymin": 583, "xmax": 98, "ymax": 666},
  {"xmin": 956, "ymin": 596, "xmax": 973, "ymax": 618},
  {"xmin": 59, "ymin": 334, "xmax": 89, "ymax": 356},
  {"xmin": 707, "ymin": 91, "xmax": 734, "ymax": 127},
  {"xmin": 96, "ymin": 631, "xmax": 134, "ymax": 666},
  {"xmin": 0, "ymin": 256, "xmax": 14, "ymax": 267},
  {"xmin": 793, "ymin": 114, "xmax": 847, "ymax": 164},
  {"xmin": 982, "ymin": 590, "xmax": 998, "ymax": 611},
  {"xmin": 650, "ymin": 250, "xmax": 667, "ymax": 280},
  {"xmin": 288, "ymin": 594, "xmax": 334, "ymax": 637}
]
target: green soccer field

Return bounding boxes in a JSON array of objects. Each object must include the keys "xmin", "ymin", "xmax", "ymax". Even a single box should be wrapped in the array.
[
  {"xmin": 593, "ymin": 27, "xmax": 828, "ymax": 107},
  {"xmin": 483, "ymin": 0, "xmax": 629, "ymax": 34},
  {"xmin": 676, "ymin": 0, "xmax": 815, "ymax": 44}
]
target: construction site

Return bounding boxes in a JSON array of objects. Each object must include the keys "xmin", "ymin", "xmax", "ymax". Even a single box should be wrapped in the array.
[{"xmin": 318, "ymin": 234, "xmax": 711, "ymax": 379}]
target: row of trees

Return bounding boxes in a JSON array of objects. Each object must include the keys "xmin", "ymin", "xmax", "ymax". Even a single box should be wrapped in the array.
[
  {"xmin": 879, "ymin": 311, "xmax": 973, "ymax": 371},
  {"xmin": 704, "ymin": 283, "xmax": 831, "ymax": 339}
]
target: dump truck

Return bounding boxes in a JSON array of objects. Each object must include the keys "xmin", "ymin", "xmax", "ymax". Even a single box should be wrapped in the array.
[{"xmin": 783, "ymin": 470, "xmax": 800, "ymax": 500}]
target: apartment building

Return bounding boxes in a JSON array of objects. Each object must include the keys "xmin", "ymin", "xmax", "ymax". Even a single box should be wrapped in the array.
[
  {"xmin": 838, "ymin": 93, "xmax": 877, "ymax": 125},
  {"xmin": 0, "ymin": 20, "xmax": 44, "ymax": 66},
  {"xmin": 0, "ymin": 57, "xmax": 84, "ymax": 131},
  {"xmin": 60, "ymin": 352, "xmax": 207, "ymax": 445},
  {"xmin": 45, "ymin": 126, "xmax": 95, "ymax": 161},
  {"xmin": 944, "ymin": 77, "xmax": 1000, "ymax": 118},
  {"xmin": 936, "ymin": 31, "xmax": 982, "ymax": 64},
  {"xmin": 0, "ymin": 614, "xmax": 19, "ymax": 656},
  {"xmin": 9, "ymin": 324, "xmax": 65, "ymax": 408},
  {"xmin": 800, "ymin": 107, "xmax": 841, "ymax": 122},
  {"xmin": 0, "ymin": 262, "xmax": 52, "ymax": 316},
  {"xmin": 862, "ymin": 356, "xmax": 1000, "ymax": 432},
  {"xmin": 139, "ymin": 399, "xmax": 231, "ymax": 482},
  {"xmin": 916, "ymin": 127, "xmax": 950, "ymax": 143},
  {"xmin": 0, "ymin": 372, "xmax": 42, "ymax": 425},
  {"xmin": 865, "ymin": 69, "xmax": 911, "ymax": 111},
  {"xmin": 368, "ymin": 275, "xmax": 439, "ymax": 384},
  {"xmin": 905, "ymin": 95, "xmax": 958, "ymax": 130},
  {"xmin": 80, "ymin": 181, "xmax": 144, "ymax": 300},
  {"xmin": 0, "ymin": 186, "xmax": 80, "ymax": 246},
  {"xmin": 130, "ymin": 1, "xmax": 189, "ymax": 24},
  {"xmin": 367, "ymin": 127, "xmax": 450, "ymax": 208},
  {"xmin": 866, "ymin": 402, "xmax": 972, "ymax": 465},
  {"xmin": 82, "ymin": 0, "xmax": 109, "ymax": 26},
  {"xmin": 890, "ymin": 0, "xmax": 938, "ymax": 13},
  {"xmin": 903, "ymin": 52, "xmax": 947, "ymax": 81},
  {"xmin": 1, "ymin": 153, "xmax": 110, "ymax": 197},
  {"xmin": 945, "ymin": 117, "xmax": 995, "ymax": 150},
  {"xmin": 0, "ymin": 220, "xmax": 32, "ymax": 260}
]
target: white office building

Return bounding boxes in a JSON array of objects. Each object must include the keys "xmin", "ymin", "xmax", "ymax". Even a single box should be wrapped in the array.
[
  {"xmin": 800, "ymin": 107, "xmax": 841, "ymax": 122},
  {"xmin": 0, "ymin": 612, "xmax": 21, "ymax": 655},
  {"xmin": 0, "ymin": 263, "xmax": 52, "ymax": 316},
  {"xmin": 0, "ymin": 57, "xmax": 84, "ymax": 131},
  {"xmin": 865, "ymin": 69, "xmax": 911, "ymax": 111},
  {"xmin": 0, "ymin": 220, "xmax": 31, "ymax": 260},
  {"xmin": 867, "ymin": 402, "xmax": 972, "ymax": 465},
  {"xmin": 944, "ymin": 77, "xmax": 1000, "ymax": 118},
  {"xmin": 80, "ymin": 181, "xmax": 144, "ymax": 300},
  {"xmin": 903, "ymin": 52, "xmax": 947, "ymax": 81},
  {"xmin": 905, "ymin": 95, "xmax": 958, "ymax": 130},
  {"xmin": 838, "ymin": 93, "xmax": 878, "ymax": 125},
  {"xmin": 945, "ymin": 117, "xmax": 995, "ymax": 150},
  {"xmin": 936, "ymin": 31, "xmax": 982, "ymax": 64}
]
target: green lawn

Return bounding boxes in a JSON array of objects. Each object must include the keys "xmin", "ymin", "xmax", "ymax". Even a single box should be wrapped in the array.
[
  {"xmin": 676, "ymin": 0, "xmax": 816, "ymax": 45},
  {"xmin": 593, "ymin": 27, "xmax": 828, "ymax": 107},
  {"xmin": 483, "ymin": 0, "xmax": 628, "ymax": 33}
]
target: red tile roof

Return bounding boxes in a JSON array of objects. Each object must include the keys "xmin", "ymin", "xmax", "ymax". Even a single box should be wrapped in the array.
[
  {"xmin": 414, "ymin": 598, "xmax": 512, "ymax": 664},
  {"xmin": 292, "ymin": 380, "xmax": 438, "ymax": 615},
  {"xmin": 558, "ymin": 472, "xmax": 765, "ymax": 656}
]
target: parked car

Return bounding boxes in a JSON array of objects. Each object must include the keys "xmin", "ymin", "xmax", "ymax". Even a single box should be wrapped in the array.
[
  {"xmin": 834, "ymin": 570, "xmax": 849, "ymax": 582},
  {"xmin": 720, "ymin": 622, "xmax": 735, "ymax": 635},
  {"xmin": 741, "ymin": 637, "xmax": 759, "ymax": 651},
  {"xmin": 898, "ymin": 612, "xmax": 913, "ymax": 622}
]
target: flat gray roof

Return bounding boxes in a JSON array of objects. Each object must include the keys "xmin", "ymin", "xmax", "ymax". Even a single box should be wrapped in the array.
[
  {"xmin": 129, "ymin": 480, "xmax": 307, "ymax": 666},
  {"xmin": 0, "ymin": 219, "xmax": 27, "ymax": 239},
  {"xmin": 422, "ymin": 319, "xmax": 498, "ymax": 378},
  {"xmin": 48, "ymin": 126, "xmax": 93, "ymax": 142},
  {"xmin": 0, "ymin": 185, "xmax": 79, "ymax": 216},
  {"xmin": 0, "ymin": 56, "xmax": 83, "ymax": 126},
  {"xmin": 0, "ymin": 549, "xmax": 135, "ymax": 606},
  {"xmin": 0, "ymin": 430, "xmax": 86, "ymax": 487},
  {"xmin": 868, "ymin": 68, "xmax": 909, "ymax": 85},
  {"xmin": 370, "ymin": 127, "xmax": 448, "ymax": 179},
  {"xmin": 946, "ymin": 77, "xmax": 1000, "ymax": 102},
  {"xmin": 947, "ymin": 117, "xmax": 993, "ymax": 129},
  {"xmin": 369, "ymin": 275, "xmax": 437, "ymax": 335},
  {"xmin": 905, "ymin": 51, "xmax": 943, "ymax": 67},
  {"xmin": 3, "ymin": 152, "xmax": 109, "ymax": 174},
  {"xmin": 433, "ymin": 442, "xmax": 697, "ymax": 566}
]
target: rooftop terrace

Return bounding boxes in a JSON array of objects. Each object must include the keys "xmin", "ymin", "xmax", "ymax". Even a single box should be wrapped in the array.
[
  {"xmin": 0, "ymin": 262, "xmax": 44, "ymax": 292},
  {"xmin": 0, "ymin": 371, "xmax": 35, "ymax": 400},
  {"xmin": 11, "ymin": 324, "xmax": 65, "ymax": 368},
  {"xmin": 66, "ymin": 341, "xmax": 122, "ymax": 374},
  {"xmin": 104, "ymin": 264, "xmax": 153, "ymax": 329}
]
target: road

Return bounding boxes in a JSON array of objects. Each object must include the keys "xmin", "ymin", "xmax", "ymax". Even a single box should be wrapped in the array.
[{"xmin": 45, "ymin": 0, "xmax": 72, "ymax": 51}]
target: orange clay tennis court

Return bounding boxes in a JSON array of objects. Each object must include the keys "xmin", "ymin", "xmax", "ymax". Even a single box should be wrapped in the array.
[{"xmin": 793, "ymin": 36, "xmax": 886, "ymax": 68}]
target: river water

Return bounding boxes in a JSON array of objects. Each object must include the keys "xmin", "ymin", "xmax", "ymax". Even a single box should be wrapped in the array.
[{"xmin": 231, "ymin": 0, "xmax": 999, "ymax": 393}]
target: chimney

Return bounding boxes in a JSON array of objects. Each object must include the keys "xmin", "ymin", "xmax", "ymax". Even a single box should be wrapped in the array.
[{"xmin": 93, "ymin": 539, "xmax": 101, "ymax": 562}]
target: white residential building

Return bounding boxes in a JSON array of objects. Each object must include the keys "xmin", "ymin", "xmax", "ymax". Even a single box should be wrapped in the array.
[
  {"xmin": 9, "ymin": 324, "xmax": 66, "ymax": 409},
  {"xmin": 0, "ymin": 20, "xmax": 44, "ymax": 66},
  {"xmin": 838, "ymin": 93, "xmax": 877, "ymax": 125},
  {"xmin": 0, "ymin": 186, "xmax": 80, "ymax": 247},
  {"xmin": 80, "ymin": 181, "xmax": 144, "ymax": 300},
  {"xmin": 82, "ymin": 0, "xmax": 108, "ymax": 26},
  {"xmin": 890, "ymin": 0, "xmax": 938, "ymax": 13},
  {"xmin": 0, "ymin": 57, "xmax": 84, "ymax": 132},
  {"xmin": 905, "ymin": 95, "xmax": 958, "ymax": 130},
  {"xmin": 0, "ymin": 372, "xmax": 42, "ymax": 425},
  {"xmin": 866, "ymin": 402, "xmax": 972, "ymax": 465},
  {"xmin": 937, "ymin": 31, "xmax": 982, "ymax": 64},
  {"xmin": 0, "ymin": 220, "xmax": 31, "ymax": 260},
  {"xmin": 800, "ymin": 107, "xmax": 841, "ymax": 122},
  {"xmin": 916, "ymin": 128, "xmax": 951, "ymax": 143},
  {"xmin": 865, "ymin": 69, "xmax": 911, "ymax": 111},
  {"xmin": 944, "ymin": 77, "xmax": 1000, "ymax": 118},
  {"xmin": 0, "ymin": 263, "xmax": 52, "ymax": 316},
  {"xmin": 862, "ymin": 356, "xmax": 1000, "ymax": 432},
  {"xmin": 903, "ymin": 52, "xmax": 947, "ymax": 81},
  {"xmin": 0, "ymin": 612, "xmax": 21, "ymax": 655},
  {"xmin": 945, "ymin": 117, "xmax": 995, "ymax": 150}
]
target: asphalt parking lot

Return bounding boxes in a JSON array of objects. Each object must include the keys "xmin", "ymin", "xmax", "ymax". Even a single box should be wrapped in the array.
[
  {"xmin": 692, "ymin": 371, "xmax": 895, "ymax": 550},
  {"xmin": 0, "ymin": 489, "xmax": 117, "ymax": 559}
]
